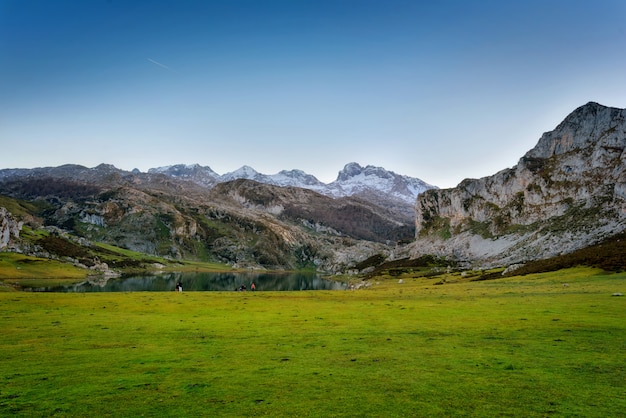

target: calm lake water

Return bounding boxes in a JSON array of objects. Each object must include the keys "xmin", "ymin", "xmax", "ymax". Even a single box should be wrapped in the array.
[{"xmin": 33, "ymin": 271, "xmax": 347, "ymax": 292}]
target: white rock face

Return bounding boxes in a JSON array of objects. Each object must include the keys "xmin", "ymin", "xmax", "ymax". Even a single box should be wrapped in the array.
[
  {"xmin": 81, "ymin": 212, "xmax": 106, "ymax": 227},
  {"xmin": 412, "ymin": 102, "xmax": 626, "ymax": 267},
  {"xmin": 0, "ymin": 207, "xmax": 23, "ymax": 249}
]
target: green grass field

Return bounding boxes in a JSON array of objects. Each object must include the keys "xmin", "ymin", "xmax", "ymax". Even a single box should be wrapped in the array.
[{"xmin": 1, "ymin": 267, "xmax": 624, "ymax": 417}]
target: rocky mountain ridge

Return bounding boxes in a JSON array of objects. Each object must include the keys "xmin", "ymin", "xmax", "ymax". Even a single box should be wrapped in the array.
[
  {"xmin": 412, "ymin": 102, "xmax": 626, "ymax": 268},
  {"xmin": 149, "ymin": 162, "xmax": 435, "ymax": 218},
  {"xmin": 0, "ymin": 161, "xmax": 431, "ymax": 232}
]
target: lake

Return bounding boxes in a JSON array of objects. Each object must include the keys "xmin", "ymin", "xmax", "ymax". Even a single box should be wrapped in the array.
[{"xmin": 33, "ymin": 271, "xmax": 347, "ymax": 292}]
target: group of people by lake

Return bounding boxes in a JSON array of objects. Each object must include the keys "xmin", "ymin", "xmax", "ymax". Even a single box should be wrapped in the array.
[
  {"xmin": 174, "ymin": 281, "xmax": 257, "ymax": 292},
  {"xmin": 236, "ymin": 282, "xmax": 256, "ymax": 291}
]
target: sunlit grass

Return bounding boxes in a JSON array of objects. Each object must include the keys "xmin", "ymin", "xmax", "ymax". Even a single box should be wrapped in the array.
[
  {"xmin": 0, "ymin": 245, "xmax": 234, "ymax": 290},
  {"xmin": 94, "ymin": 243, "xmax": 233, "ymax": 272},
  {"xmin": 0, "ymin": 253, "xmax": 88, "ymax": 283},
  {"xmin": 1, "ymin": 267, "xmax": 624, "ymax": 416}
]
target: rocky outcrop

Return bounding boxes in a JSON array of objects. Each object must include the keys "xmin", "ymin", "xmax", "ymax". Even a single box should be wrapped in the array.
[
  {"xmin": 412, "ymin": 102, "xmax": 626, "ymax": 267},
  {"xmin": 0, "ymin": 207, "xmax": 23, "ymax": 249}
]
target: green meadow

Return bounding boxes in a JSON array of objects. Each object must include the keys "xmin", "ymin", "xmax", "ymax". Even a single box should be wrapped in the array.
[{"xmin": 1, "ymin": 267, "xmax": 624, "ymax": 417}]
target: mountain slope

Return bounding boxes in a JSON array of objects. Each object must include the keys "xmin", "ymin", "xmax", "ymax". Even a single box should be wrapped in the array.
[
  {"xmin": 210, "ymin": 179, "xmax": 414, "ymax": 244},
  {"xmin": 411, "ymin": 102, "xmax": 626, "ymax": 267}
]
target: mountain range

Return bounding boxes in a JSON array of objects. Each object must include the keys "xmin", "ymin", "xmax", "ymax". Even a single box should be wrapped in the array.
[
  {"xmin": 0, "ymin": 161, "xmax": 419, "ymax": 272},
  {"xmin": 1, "ymin": 101, "xmax": 625, "ymax": 274},
  {"xmin": 148, "ymin": 162, "xmax": 435, "ymax": 218}
]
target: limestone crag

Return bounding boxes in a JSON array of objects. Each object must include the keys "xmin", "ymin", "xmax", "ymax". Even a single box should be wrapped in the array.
[
  {"xmin": 412, "ymin": 102, "xmax": 626, "ymax": 267},
  {"xmin": 0, "ymin": 207, "xmax": 23, "ymax": 249}
]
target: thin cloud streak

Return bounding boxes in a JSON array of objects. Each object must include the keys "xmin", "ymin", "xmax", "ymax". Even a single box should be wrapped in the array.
[{"xmin": 147, "ymin": 58, "xmax": 174, "ymax": 71}]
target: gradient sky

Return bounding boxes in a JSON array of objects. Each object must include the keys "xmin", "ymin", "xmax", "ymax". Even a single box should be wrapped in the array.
[{"xmin": 1, "ymin": 0, "xmax": 625, "ymax": 188}]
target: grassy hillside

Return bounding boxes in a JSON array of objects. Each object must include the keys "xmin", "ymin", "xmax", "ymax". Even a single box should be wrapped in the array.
[
  {"xmin": 1, "ymin": 267, "xmax": 624, "ymax": 416},
  {"xmin": 0, "ymin": 235, "xmax": 234, "ymax": 290},
  {"xmin": 0, "ymin": 252, "xmax": 89, "ymax": 290}
]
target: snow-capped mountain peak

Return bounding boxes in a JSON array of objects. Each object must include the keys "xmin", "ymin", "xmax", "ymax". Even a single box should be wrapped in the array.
[
  {"xmin": 270, "ymin": 170, "xmax": 326, "ymax": 189},
  {"xmin": 327, "ymin": 162, "xmax": 435, "ymax": 204},
  {"xmin": 148, "ymin": 162, "xmax": 437, "ymax": 215},
  {"xmin": 147, "ymin": 164, "xmax": 220, "ymax": 187},
  {"xmin": 221, "ymin": 165, "xmax": 260, "ymax": 182},
  {"xmin": 336, "ymin": 162, "xmax": 394, "ymax": 182},
  {"xmin": 149, "ymin": 163, "xmax": 218, "ymax": 176}
]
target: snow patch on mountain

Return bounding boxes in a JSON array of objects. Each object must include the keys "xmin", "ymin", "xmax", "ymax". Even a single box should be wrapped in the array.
[
  {"xmin": 148, "ymin": 164, "xmax": 219, "ymax": 187},
  {"xmin": 327, "ymin": 163, "xmax": 436, "ymax": 204},
  {"xmin": 220, "ymin": 165, "xmax": 261, "ymax": 182}
]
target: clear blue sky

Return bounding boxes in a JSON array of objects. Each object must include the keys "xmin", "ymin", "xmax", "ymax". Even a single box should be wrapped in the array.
[{"xmin": 1, "ymin": 0, "xmax": 625, "ymax": 188}]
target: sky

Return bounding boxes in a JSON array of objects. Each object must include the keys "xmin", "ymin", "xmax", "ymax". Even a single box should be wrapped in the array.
[{"xmin": 1, "ymin": 0, "xmax": 625, "ymax": 188}]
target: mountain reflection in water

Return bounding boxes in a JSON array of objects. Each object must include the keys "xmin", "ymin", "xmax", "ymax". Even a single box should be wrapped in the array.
[{"xmin": 34, "ymin": 272, "xmax": 347, "ymax": 292}]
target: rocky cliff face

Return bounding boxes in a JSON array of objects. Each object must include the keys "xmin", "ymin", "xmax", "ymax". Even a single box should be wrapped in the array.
[
  {"xmin": 0, "ymin": 207, "xmax": 22, "ymax": 249},
  {"xmin": 412, "ymin": 102, "xmax": 626, "ymax": 267}
]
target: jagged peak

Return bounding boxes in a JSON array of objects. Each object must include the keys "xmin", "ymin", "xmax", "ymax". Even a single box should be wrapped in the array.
[
  {"xmin": 336, "ymin": 162, "xmax": 401, "ymax": 182},
  {"xmin": 92, "ymin": 163, "xmax": 122, "ymax": 174},
  {"xmin": 228, "ymin": 165, "xmax": 259, "ymax": 176},
  {"xmin": 148, "ymin": 163, "xmax": 217, "ymax": 175},
  {"xmin": 278, "ymin": 169, "xmax": 308, "ymax": 176},
  {"xmin": 560, "ymin": 101, "xmax": 606, "ymax": 123},
  {"xmin": 559, "ymin": 101, "xmax": 624, "ymax": 126},
  {"xmin": 581, "ymin": 101, "xmax": 603, "ymax": 109},
  {"xmin": 524, "ymin": 101, "xmax": 625, "ymax": 159},
  {"xmin": 173, "ymin": 163, "xmax": 201, "ymax": 170},
  {"xmin": 271, "ymin": 169, "xmax": 325, "ymax": 188}
]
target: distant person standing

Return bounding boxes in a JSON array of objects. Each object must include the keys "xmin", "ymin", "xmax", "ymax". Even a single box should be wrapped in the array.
[
  {"xmin": 176, "ymin": 282, "xmax": 183, "ymax": 292},
  {"xmin": 251, "ymin": 282, "xmax": 256, "ymax": 291}
]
